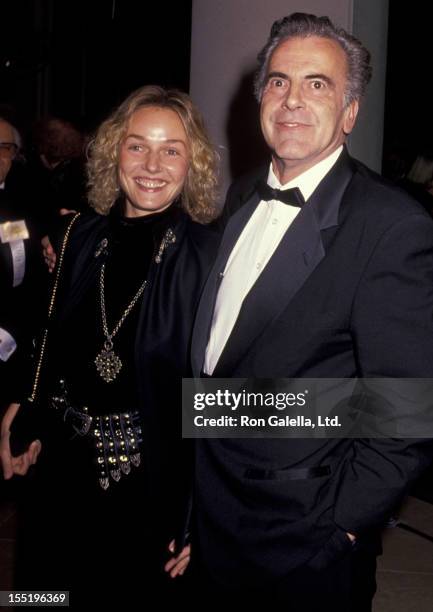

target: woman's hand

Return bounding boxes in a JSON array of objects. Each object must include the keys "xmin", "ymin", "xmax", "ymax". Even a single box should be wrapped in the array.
[
  {"xmin": 41, "ymin": 236, "xmax": 56, "ymax": 273},
  {"xmin": 0, "ymin": 403, "xmax": 41, "ymax": 479},
  {"xmin": 164, "ymin": 540, "xmax": 191, "ymax": 578}
]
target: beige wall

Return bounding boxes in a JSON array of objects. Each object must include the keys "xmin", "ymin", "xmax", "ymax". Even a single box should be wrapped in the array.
[{"xmin": 351, "ymin": 0, "xmax": 389, "ymax": 173}]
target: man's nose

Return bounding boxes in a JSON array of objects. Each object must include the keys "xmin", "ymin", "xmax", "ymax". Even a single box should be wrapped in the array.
[{"xmin": 282, "ymin": 82, "xmax": 305, "ymax": 110}]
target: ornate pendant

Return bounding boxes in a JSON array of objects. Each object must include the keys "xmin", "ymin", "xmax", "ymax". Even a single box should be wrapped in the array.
[{"xmin": 95, "ymin": 340, "xmax": 122, "ymax": 382}]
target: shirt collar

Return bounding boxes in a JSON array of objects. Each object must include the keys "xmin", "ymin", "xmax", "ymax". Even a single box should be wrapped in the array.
[{"xmin": 267, "ymin": 145, "xmax": 343, "ymax": 202}]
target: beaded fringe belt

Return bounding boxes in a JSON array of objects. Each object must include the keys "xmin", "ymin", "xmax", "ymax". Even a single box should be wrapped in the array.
[
  {"xmin": 92, "ymin": 412, "xmax": 142, "ymax": 490},
  {"xmin": 50, "ymin": 380, "xmax": 143, "ymax": 490}
]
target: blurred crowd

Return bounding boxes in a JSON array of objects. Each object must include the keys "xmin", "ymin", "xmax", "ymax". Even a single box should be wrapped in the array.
[{"xmin": 0, "ymin": 108, "xmax": 88, "ymax": 409}]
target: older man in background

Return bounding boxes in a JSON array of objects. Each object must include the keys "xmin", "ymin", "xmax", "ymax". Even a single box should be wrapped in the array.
[{"xmin": 0, "ymin": 116, "xmax": 45, "ymax": 409}]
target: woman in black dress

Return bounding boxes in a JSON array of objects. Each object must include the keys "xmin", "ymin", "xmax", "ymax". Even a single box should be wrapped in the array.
[{"xmin": 0, "ymin": 85, "xmax": 219, "ymax": 606}]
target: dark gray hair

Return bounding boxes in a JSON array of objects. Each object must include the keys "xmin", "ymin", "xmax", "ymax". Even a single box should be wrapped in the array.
[{"xmin": 254, "ymin": 13, "xmax": 372, "ymax": 106}]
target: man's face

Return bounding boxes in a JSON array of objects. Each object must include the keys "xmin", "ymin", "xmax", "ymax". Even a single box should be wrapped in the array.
[
  {"xmin": 0, "ymin": 120, "xmax": 16, "ymax": 184},
  {"xmin": 260, "ymin": 36, "xmax": 359, "ymax": 183},
  {"xmin": 118, "ymin": 106, "xmax": 190, "ymax": 218}
]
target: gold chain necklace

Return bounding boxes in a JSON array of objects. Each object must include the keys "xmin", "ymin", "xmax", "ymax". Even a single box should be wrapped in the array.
[{"xmin": 95, "ymin": 262, "xmax": 147, "ymax": 382}]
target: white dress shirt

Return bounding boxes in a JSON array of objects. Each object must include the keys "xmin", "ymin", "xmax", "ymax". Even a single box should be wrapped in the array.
[{"xmin": 204, "ymin": 146, "xmax": 343, "ymax": 375}]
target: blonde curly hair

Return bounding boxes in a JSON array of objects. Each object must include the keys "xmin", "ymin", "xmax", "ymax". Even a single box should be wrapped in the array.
[{"xmin": 87, "ymin": 85, "xmax": 219, "ymax": 223}]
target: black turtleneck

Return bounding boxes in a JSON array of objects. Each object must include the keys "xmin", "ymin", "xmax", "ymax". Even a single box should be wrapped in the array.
[{"xmin": 58, "ymin": 203, "xmax": 179, "ymax": 415}]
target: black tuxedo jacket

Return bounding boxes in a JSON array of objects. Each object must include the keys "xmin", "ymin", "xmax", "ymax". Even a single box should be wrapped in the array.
[
  {"xmin": 191, "ymin": 148, "xmax": 433, "ymax": 588},
  {"xmin": 0, "ymin": 190, "xmax": 46, "ymax": 404}
]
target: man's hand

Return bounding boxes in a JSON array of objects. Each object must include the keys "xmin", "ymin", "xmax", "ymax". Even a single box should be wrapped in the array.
[
  {"xmin": 0, "ymin": 403, "xmax": 41, "ymax": 479},
  {"xmin": 41, "ymin": 236, "xmax": 56, "ymax": 273},
  {"xmin": 164, "ymin": 540, "xmax": 191, "ymax": 578}
]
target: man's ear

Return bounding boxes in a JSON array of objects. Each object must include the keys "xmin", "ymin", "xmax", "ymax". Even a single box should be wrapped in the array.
[{"xmin": 343, "ymin": 99, "xmax": 359, "ymax": 135}]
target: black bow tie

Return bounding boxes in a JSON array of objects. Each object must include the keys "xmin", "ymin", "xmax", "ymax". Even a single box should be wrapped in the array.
[{"xmin": 256, "ymin": 180, "xmax": 305, "ymax": 207}]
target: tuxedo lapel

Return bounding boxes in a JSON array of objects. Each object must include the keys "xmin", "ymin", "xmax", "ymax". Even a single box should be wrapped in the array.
[
  {"xmin": 191, "ymin": 192, "xmax": 261, "ymax": 375},
  {"xmin": 213, "ymin": 202, "xmax": 325, "ymax": 375}
]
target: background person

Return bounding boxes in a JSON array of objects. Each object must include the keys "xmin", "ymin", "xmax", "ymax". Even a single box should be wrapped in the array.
[{"xmin": 0, "ymin": 115, "xmax": 45, "ymax": 413}]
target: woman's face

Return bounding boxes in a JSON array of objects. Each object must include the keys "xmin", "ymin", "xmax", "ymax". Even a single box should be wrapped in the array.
[{"xmin": 118, "ymin": 106, "xmax": 190, "ymax": 217}]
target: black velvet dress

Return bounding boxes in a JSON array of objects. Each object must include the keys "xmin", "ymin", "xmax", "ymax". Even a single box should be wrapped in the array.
[{"xmin": 14, "ymin": 203, "xmax": 219, "ymax": 607}]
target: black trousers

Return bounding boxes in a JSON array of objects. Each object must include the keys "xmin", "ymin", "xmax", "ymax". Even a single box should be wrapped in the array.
[{"xmin": 191, "ymin": 546, "xmax": 377, "ymax": 612}]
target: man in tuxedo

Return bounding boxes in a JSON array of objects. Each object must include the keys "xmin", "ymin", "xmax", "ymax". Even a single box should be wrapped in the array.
[
  {"xmin": 0, "ymin": 117, "xmax": 45, "ymax": 409},
  {"xmin": 190, "ymin": 13, "xmax": 433, "ymax": 610}
]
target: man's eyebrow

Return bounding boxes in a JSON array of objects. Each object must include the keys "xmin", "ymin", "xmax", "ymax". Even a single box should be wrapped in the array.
[
  {"xmin": 266, "ymin": 71, "xmax": 288, "ymax": 81},
  {"xmin": 305, "ymin": 73, "xmax": 334, "ymax": 86}
]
